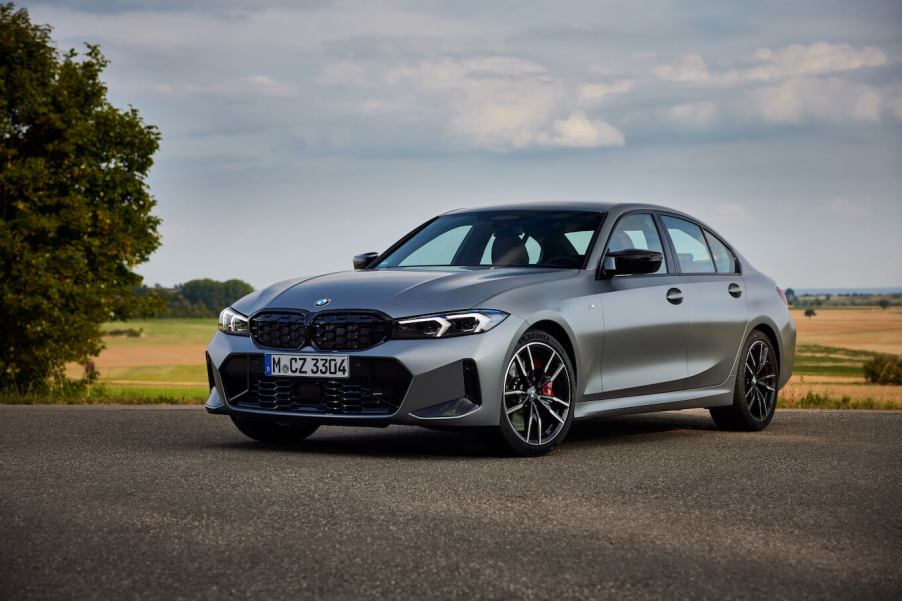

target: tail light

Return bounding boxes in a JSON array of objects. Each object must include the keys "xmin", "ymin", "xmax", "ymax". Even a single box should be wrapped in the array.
[{"xmin": 776, "ymin": 287, "xmax": 788, "ymax": 304}]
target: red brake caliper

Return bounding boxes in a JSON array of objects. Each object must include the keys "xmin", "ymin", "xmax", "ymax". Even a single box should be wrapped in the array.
[{"xmin": 533, "ymin": 359, "xmax": 554, "ymax": 397}]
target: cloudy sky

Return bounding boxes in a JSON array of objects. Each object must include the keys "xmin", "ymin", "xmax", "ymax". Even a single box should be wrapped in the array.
[{"xmin": 24, "ymin": 0, "xmax": 902, "ymax": 289}]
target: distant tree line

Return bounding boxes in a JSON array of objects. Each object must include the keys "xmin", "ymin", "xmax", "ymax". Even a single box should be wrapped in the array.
[
  {"xmin": 139, "ymin": 279, "xmax": 254, "ymax": 318},
  {"xmin": 787, "ymin": 290, "xmax": 901, "ymax": 309}
]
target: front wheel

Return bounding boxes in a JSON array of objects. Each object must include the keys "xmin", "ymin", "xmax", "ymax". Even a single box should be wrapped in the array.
[
  {"xmin": 485, "ymin": 330, "xmax": 576, "ymax": 456},
  {"xmin": 230, "ymin": 414, "xmax": 319, "ymax": 443},
  {"xmin": 710, "ymin": 330, "xmax": 779, "ymax": 431}
]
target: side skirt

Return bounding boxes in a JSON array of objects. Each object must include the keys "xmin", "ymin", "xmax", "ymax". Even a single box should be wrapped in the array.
[{"xmin": 575, "ymin": 385, "xmax": 734, "ymax": 420}]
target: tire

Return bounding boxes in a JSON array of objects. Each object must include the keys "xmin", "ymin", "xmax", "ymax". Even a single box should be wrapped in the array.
[
  {"xmin": 484, "ymin": 330, "xmax": 576, "ymax": 456},
  {"xmin": 230, "ymin": 414, "xmax": 320, "ymax": 443},
  {"xmin": 710, "ymin": 330, "xmax": 779, "ymax": 431}
]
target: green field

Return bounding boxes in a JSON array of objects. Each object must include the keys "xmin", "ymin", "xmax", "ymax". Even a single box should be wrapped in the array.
[
  {"xmin": 792, "ymin": 344, "xmax": 876, "ymax": 378},
  {"xmin": 101, "ymin": 318, "xmax": 217, "ymax": 345}
]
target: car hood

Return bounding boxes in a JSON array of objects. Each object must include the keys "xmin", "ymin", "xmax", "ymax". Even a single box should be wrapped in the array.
[{"xmin": 232, "ymin": 267, "xmax": 575, "ymax": 318}]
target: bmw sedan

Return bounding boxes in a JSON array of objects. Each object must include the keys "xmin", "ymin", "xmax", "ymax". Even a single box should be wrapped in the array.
[{"xmin": 205, "ymin": 203, "xmax": 795, "ymax": 455}]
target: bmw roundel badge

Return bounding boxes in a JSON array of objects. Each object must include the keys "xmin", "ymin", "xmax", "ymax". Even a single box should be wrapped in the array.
[{"xmin": 314, "ymin": 298, "xmax": 331, "ymax": 307}]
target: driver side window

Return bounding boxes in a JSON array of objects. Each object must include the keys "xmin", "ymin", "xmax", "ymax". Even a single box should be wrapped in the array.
[{"xmin": 606, "ymin": 213, "xmax": 667, "ymax": 274}]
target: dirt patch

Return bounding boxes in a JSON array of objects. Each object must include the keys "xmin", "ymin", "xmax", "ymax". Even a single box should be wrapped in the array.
[{"xmin": 66, "ymin": 344, "xmax": 207, "ymax": 377}]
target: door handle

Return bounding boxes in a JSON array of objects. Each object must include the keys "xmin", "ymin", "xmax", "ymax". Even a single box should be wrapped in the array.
[
  {"xmin": 666, "ymin": 288, "xmax": 683, "ymax": 305},
  {"xmin": 728, "ymin": 283, "xmax": 743, "ymax": 298}
]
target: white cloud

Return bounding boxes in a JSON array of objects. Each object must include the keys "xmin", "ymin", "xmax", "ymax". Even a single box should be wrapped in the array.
[
  {"xmin": 146, "ymin": 75, "xmax": 299, "ymax": 98},
  {"xmin": 748, "ymin": 78, "xmax": 885, "ymax": 123},
  {"xmin": 655, "ymin": 42, "xmax": 888, "ymax": 86},
  {"xmin": 578, "ymin": 80, "xmax": 635, "ymax": 102},
  {"xmin": 667, "ymin": 101, "xmax": 718, "ymax": 126},
  {"xmin": 385, "ymin": 57, "xmax": 623, "ymax": 150},
  {"xmin": 649, "ymin": 42, "xmax": 896, "ymax": 126},
  {"xmin": 728, "ymin": 42, "xmax": 888, "ymax": 82},
  {"xmin": 544, "ymin": 111, "xmax": 625, "ymax": 147},
  {"xmin": 653, "ymin": 54, "xmax": 710, "ymax": 83}
]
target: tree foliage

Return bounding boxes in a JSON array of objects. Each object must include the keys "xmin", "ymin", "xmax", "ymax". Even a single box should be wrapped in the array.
[
  {"xmin": 0, "ymin": 4, "xmax": 161, "ymax": 391},
  {"xmin": 144, "ymin": 279, "xmax": 254, "ymax": 317}
]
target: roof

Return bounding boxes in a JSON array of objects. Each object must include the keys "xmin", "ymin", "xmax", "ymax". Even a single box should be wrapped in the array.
[{"xmin": 444, "ymin": 201, "xmax": 672, "ymax": 214}]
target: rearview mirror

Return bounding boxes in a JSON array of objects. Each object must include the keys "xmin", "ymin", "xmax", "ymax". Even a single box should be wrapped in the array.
[
  {"xmin": 597, "ymin": 249, "xmax": 663, "ymax": 279},
  {"xmin": 353, "ymin": 252, "xmax": 379, "ymax": 270}
]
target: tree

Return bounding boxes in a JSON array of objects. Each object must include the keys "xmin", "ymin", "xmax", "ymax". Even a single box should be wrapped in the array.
[
  {"xmin": 804, "ymin": 308, "xmax": 817, "ymax": 319},
  {"xmin": 178, "ymin": 279, "xmax": 254, "ymax": 315},
  {"xmin": 0, "ymin": 4, "xmax": 161, "ymax": 392},
  {"xmin": 784, "ymin": 288, "xmax": 797, "ymax": 305},
  {"xmin": 878, "ymin": 299, "xmax": 889, "ymax": 310}
]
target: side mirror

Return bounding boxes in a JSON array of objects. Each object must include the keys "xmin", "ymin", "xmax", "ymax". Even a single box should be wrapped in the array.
[
  {"xmin": 353, "ymin": 252, "xmax": 379, "ymax": 270},
  {"xmin": 597, "ymin": 249, "xmax": 663, "ymax": 279}
]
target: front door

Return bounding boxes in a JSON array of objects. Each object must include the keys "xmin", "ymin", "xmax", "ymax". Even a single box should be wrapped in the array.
[{"xmin": 597, "ymin": 213, "xmax": 689, "ymax": 396}]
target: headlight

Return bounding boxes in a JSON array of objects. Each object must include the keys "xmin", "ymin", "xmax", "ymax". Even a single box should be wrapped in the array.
[
  {"xmin": 218, "ymin": 307, "xmax": 249, "ymax": 336},
  {"xmin": 394, "ymin": 310, "xmax": 508, "ymax": 339}
]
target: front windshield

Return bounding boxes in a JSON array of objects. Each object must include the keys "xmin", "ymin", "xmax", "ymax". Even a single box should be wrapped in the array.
[{"xmin": 375, "ymin": 210, "xmax": 605, "ymax": 269}]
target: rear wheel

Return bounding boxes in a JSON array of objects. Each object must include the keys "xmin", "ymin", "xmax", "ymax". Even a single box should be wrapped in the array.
[
  {"xmin": 710, "ymin": 330, "xmax": 778, "ymax": 431},
  {"xmin": 485, "ymin": 330, "xmax": 575, "ymax": 456},
  {"xmin": 230, "ymin": 414, "xmax": 319, "ymax": 443}
]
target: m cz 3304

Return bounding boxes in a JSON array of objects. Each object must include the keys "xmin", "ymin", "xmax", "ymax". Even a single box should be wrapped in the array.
[{"xmin": 205, "ymin": 203, "xmax": 795, "ymax": 456}]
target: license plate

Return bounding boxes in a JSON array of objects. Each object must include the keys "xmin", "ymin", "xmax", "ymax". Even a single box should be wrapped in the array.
[{"xmin": 264, "ymin": 354, "xmax": 350, "ymax": 379}]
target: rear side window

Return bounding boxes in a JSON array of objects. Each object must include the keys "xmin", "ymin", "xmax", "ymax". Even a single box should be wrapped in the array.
[
  {"xmin": 661, "ymin": 216, "xmax": 715, "ymax": 274},
  {"xmin": 704, "ymin": 230, "xmax": 737, "ymax": 273}
]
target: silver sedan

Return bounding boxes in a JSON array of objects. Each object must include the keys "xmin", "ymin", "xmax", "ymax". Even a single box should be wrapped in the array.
[{"xmin": 205, "ymin": 202, "xmax": 795, "ymax": 456}]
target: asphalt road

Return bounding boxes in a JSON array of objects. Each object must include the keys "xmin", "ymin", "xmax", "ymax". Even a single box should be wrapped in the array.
[{"xmin": 1, "ymin": 407, "xmax": 900, "ymax": 600}]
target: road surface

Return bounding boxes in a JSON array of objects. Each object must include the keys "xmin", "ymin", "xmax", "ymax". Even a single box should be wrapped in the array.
[{"xmin": 1, "ymin": 406, "xmax": 900, "ymax": 600}]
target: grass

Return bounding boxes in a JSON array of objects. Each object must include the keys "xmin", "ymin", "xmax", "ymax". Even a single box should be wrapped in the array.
[
  {"xmin": 1, "ymin": 384, "xmax": 207, "ymax": 405},
  {"xmin": 793, "ymin": 344, "xmax": 876, "ymax": 378},
  {"xmin": 101, "ymin": 364, "xmax": 208, "ymax": 384},
  {"xmin": 100, "ymin": 318, "xmax": 217, "ymax": 346},
  {"xmin": 780, "ymin": 391, "xmax": 899, "ymax": 411}
]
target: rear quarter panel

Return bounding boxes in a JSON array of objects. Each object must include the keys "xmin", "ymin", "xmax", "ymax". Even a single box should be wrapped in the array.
[{"xmin": 742, "ymin": 266, "xmax": 796, "ymax": 389}]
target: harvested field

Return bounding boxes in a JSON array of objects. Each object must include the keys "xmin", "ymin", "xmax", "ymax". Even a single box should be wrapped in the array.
[{"xmin": 791, "ymin": 307, "xmax": 902, "ymax": 355}]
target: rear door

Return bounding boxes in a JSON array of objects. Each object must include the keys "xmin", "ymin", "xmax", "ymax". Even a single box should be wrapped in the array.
[
  {"xmin": 659, "ymin": 215, "xmax": 749, "ymax": 389},
  {"xmin": 596, "ymin": 212, "xmax": 689, "ymax": 396}
]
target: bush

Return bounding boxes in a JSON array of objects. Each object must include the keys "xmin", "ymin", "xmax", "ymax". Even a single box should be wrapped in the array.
[
  {"xmin": 863, "ymin": 354, "xmax": 902, "ymax": 385},
  {"xmin": 106, "ymin": 328, "xmax": 143, "ymax": 337}
]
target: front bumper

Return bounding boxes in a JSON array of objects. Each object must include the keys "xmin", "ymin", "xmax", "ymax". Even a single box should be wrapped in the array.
[{"xmin": 204, "ymin": 314, "xmax": 525, "ymax": 427}]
